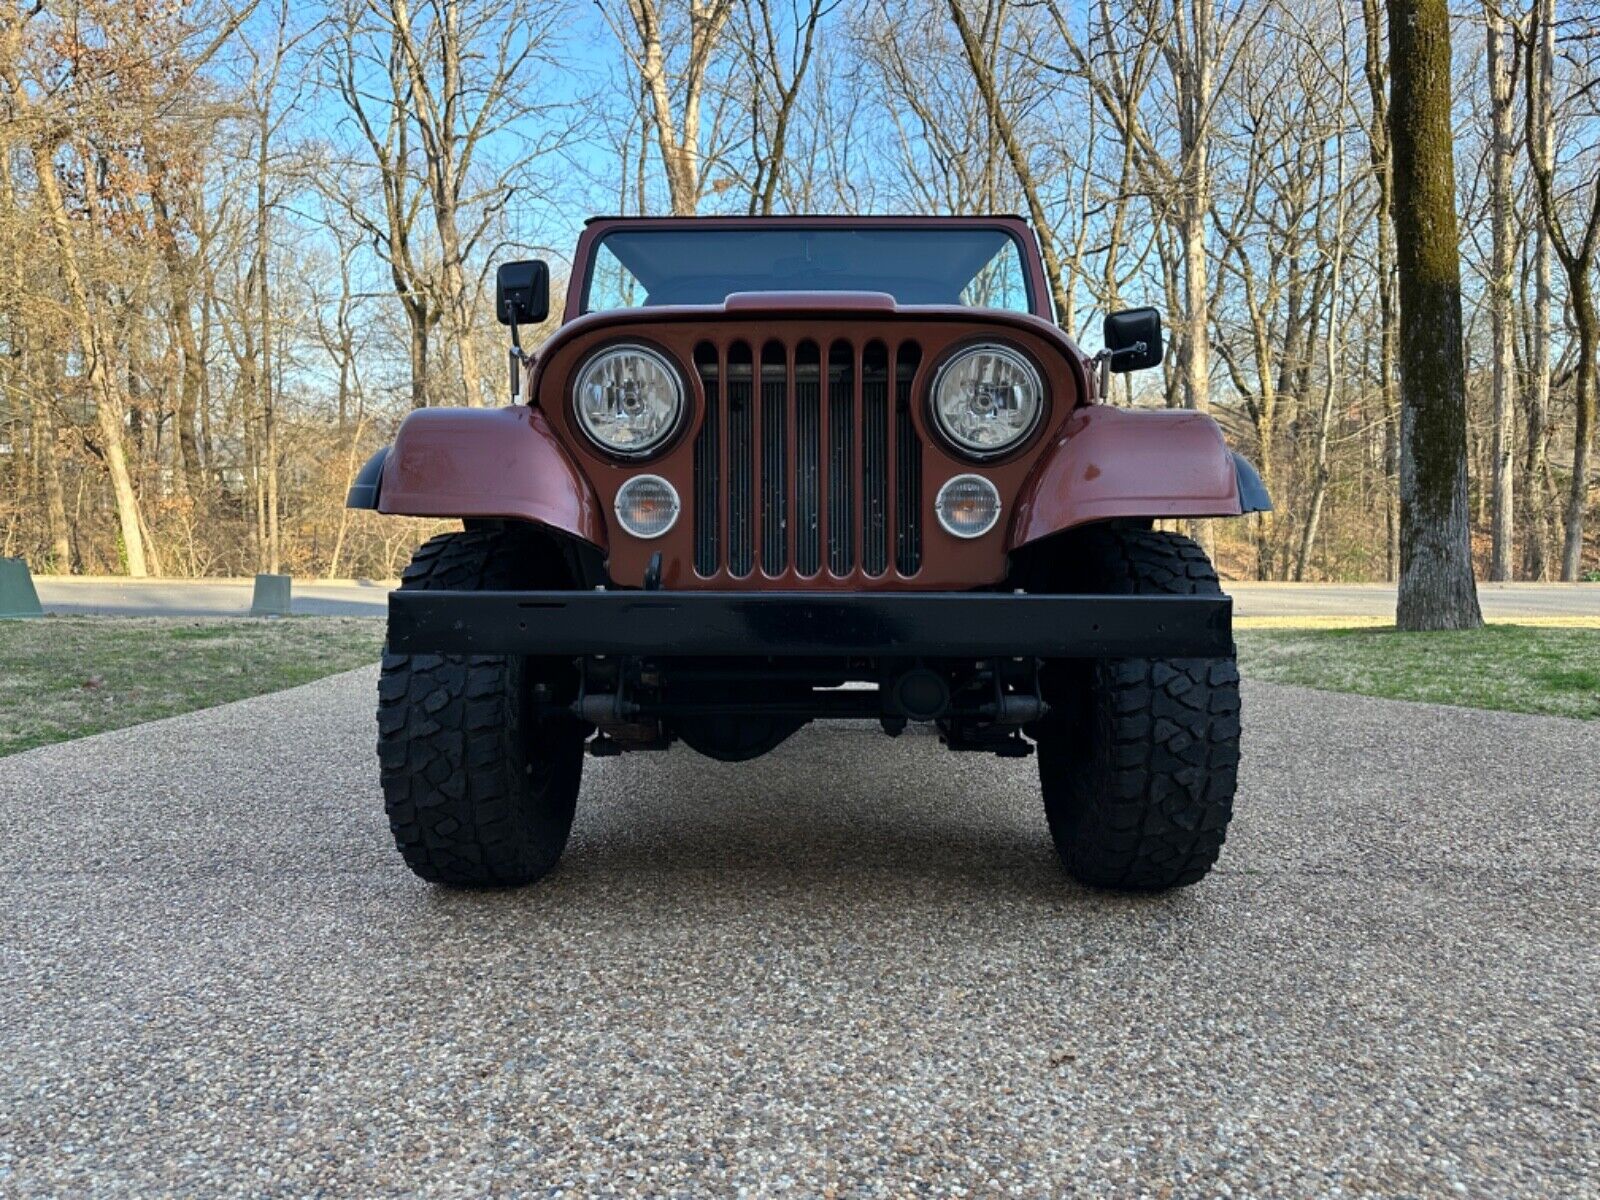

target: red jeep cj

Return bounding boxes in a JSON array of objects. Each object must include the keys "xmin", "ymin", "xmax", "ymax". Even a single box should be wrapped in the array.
[{"xmin": 348, "ymin": 215, "xmax": 1271, "ymax": 892}]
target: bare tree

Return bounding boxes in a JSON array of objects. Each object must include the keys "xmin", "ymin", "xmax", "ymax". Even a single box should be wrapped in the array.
[
  {"xmin": 945, "ymin": 0, "xmax": 1074, "ymax": 321},
  {"xmin": 733, "ymin": 0, "xmax": 834, "ymax": 214},
  {"xmin": 319, "ymin": 232, "xmax": 373, "ymax": 577},
  {"xmin": 0, "ymin": 126, "xmax": 74, "ymax": 570},
  {"xmin": 1, "ymin": 7, "xmax": 152, "ymax": 576},
  {"xmin": 1484, "ymin": 0, "xmax": 1520, "ymax": 579},
  {"xmin": 1164, "ymin": 0, "xmax": 1221, "ymax": 422},
  {"xmin": 604, "ymin": 0, "xmax": 737, "ymax": 214},
  {"xmin": 1519, "ymin": 0, "xmax": 1555, "ymax": 580},
  {"xmin": 1049, "ymin": 0, "xmax": 1267, "ymax": 551},
  {"xmin": 328, "ymin": 0, "xmax": 441, "ymax": 410},
  {"xmin": 1045, "ymin": 2, "xmax": 1165, "ymax": 353},
  {"xmin": 1359, "ymin": 0, "xmax": 1401, "ymax": 578},
  {"xmin": 1294, "ymin": 115, "xmax": 1352, "ymax": 582},
  {"xmin": 1208, "ymin": 10, "xmax": 1349, "ymax": 577},
  {"xmin": 239, "ymin": 0, "xmax": 308, "ymax": 574},
  {"xmin": 856, "ymin": 1, "xmax": 1002, "ymax": 214},
  {"xmin": 767, "ymin": 35, "xmax": 870, "ymax": 212},
  {"xmin": 0, "ymin": 0, "xmax": 1589, "ymax": 586},
  {"xmin": 372, "ymin": 0, "xmax": 567, "ymax": 406},
  {"xmin": 149, "ymin": 159, "xmax": 207, "ymax": 497},
  {"xmin": 1524, "ymin": 0, "xmax": 1600, "ymax": 581},
  {"xmin": 1387, "ymin": 0, "xmax": 1483, "ymax": 628}
]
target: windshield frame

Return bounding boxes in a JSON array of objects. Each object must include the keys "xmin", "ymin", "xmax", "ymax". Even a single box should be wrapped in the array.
[{"xmin": 567, "ymin": 216, "xmax": 1052, "ymax": 324}]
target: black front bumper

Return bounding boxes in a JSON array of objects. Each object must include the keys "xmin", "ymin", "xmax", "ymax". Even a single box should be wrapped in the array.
[{"xmin": 387, "ymin": 590, "xmax": 1233, "ymax": 659}]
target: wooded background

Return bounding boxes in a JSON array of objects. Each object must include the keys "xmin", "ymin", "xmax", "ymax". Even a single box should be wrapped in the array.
[{"xmin": 1, "ymin": 0, "xmax": 1595, "ymax": 582}]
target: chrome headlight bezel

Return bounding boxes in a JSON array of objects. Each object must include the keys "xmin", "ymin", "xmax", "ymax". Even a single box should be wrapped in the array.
[
  {"xmin": 929, "ymin": 342, "xmax": 1045, "ymax": 460},
  {"xmin": 571, "ymin": 342, "xmax": 686, "ymax": 459}
]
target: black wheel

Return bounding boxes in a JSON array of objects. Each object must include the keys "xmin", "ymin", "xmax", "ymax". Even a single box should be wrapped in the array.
[
  {"xmin": 376, "ymin": 527, "xmax": 584, "ymax": 888},
  {"xmin": 1031, "ymin": 526, "xmax": 1241, "ymax": 891}
]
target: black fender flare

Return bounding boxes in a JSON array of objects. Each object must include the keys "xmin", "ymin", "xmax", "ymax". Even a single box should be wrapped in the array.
[
  {"xmin": 345, "ymin": 447, "xmax": 389, "ymax": 510},
  {"xmin": 1231, "ymin": 452, "xmax": 1273, "ymax": 513}
]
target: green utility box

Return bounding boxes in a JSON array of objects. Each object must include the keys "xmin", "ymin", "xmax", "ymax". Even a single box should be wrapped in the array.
[
  {"xmin": 250, "ymin": 573, "xmax": 292, "ymax": 617},
  {"xmin": 0, "ymin": 557, "xmax": 43, "ymax": 618}
]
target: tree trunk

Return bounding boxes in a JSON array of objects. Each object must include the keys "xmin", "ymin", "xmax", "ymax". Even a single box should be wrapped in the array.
[
  {"xmin": 1486, "ymin": 2, "xmax": 1516, "ymax": 579},
  {"xmin": 31, "ymin": 386, "xmax": 73, "ymax": 572},
  {"xmin": 440, "ymin": 249, "xmax": 482, "ymax": 407},
  {"xmin": 256, "ymin": 106, "xmax": 280, "ymax": 575},
  {"xmin": 1178, "ymin": 189, "xmax": 1210, "ymax": 421},
  {"xmin": 1563, "ymin": 308, "xmax": 1597, "ymax": 580},
  {"xmin": 1386, "ymin": 0, "xmax": 1483, "ymax": 629},
  {"xmin": 408, "ymin": 306, "xmax": 432, "ymax": 409},
  {"xmin": 1296, "ymin": 354, "xmax": 1333, "ymax": 582},
  {"xmin": 172, "ymin": 307, "xmax": 205, "ymax": 495},
  {"xmin": 150, "ymin": 175, "xmax": 204, "ymax": 497},
  {"xmin": 1253, "ymin": 392, "xmax": 1276, "ymax": 579},
  {"xmin": 1521, "ymin": 4, "xmax": 1555, "ymax": 581},
  {"xmin": 237, "ymin": 288, "xmax": 262, "ymax": 568},
  {"xmin": 1361, "ymin": 0, "xmax": 1401, "ymax": 581},
  {"xmin": 328, "ymin": 414, "xmax": 369, "ymax": 580},
  {"xmin": 1179, "ymin": 169, "xmax": 1213, "ymax": 556},
  {"xmin": 1297, "ymin": 75, "xmax": 1352, "ymax": 583},
  {"xmin": 198, "ymin": 223, "xmax": 218, "ymax": 478},
  {"xmin": 1169, "ymin": 0, "xmax": 1216, "ymax": 558},
  {"xmin": 1521, "ymin": 205, "xmax": 1554, "ymax": 582}
]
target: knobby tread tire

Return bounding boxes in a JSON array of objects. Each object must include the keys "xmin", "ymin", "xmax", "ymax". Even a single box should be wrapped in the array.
[
  {"xmin": 377, "ymin": 528, "xmax": 582, "ymax": 888},
  {"xmin": 1035, "ymin": 526, "xmax": 1240, "ymax": 891}
]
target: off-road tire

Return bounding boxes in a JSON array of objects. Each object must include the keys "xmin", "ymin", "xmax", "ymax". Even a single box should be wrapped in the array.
[
  {"xmin": 377, "ymin": 527, "xmax": 584, "ymax": 888},
  {"xmin": 1033, "ymin": 526, "xmax": 1240, "ymax": 891}
]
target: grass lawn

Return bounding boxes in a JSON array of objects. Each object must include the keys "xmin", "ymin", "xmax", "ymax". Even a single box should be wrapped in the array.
[
  {"xmin": 1236, "ymin": 624, "xmax": 1600, "ymax": 721},
  {"xmin": 0, "ymin": 616, "xmax": 383, "ymax": 756},
  {"xmin": 2, "ymin": 614, "xmax": 1595, "ymax": 758}
]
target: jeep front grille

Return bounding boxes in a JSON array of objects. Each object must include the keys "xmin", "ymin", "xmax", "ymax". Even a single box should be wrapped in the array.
[{"xmin": 693, "ymin": 338, "xmax": 922, "ymax": 580}]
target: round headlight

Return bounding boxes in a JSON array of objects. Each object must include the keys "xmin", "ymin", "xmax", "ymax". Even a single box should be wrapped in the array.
[
  {"xmin": 573, "ymin": 344, "xmax": 684, "ymax": 456},
  {"xmin": 614, "ymin": 475, "xmax": 680, "ymax": 539},
  {"xmin": 931, "ymin": 344, "xmax": 1043, "ymax": 457},
  {"xmin": 935, "ymin": 474, "xmax": 1001, "ymax": 538}
]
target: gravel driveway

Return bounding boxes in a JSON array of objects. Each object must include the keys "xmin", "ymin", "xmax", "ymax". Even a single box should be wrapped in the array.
[{"xmin": 2, "ymin": 668, "xmax": 1597, "ymax": 1196}]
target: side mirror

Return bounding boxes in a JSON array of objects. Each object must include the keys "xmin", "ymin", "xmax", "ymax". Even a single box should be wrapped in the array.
[
  {"xmin": 1103, "ymin": 307, "xmax": 1163, "ymax": 373},
  {"xmin": 496, "ymin": 259, "xmax": 550, "ymax": 328}
]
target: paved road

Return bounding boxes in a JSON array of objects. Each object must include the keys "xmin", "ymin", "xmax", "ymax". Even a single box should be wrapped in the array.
[
  {"xmin": 1229, "ymin": 580, "xmax": 1600, "ymax": 619},
  {"xmin": 34, "ymin": 577, "xmax": 393, "ymax": 617},
  {"xmin": 2, "ymin": 670, "xmax": 1596, "ymax": 1195},
  {"xmin": 30, "ymin": 575, "xmax": 1600, "ymax": 619}
]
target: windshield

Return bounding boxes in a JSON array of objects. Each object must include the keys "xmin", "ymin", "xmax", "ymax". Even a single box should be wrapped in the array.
[{"xmin": 583, "ymin": 226, "xmax": 1033, "ymax": 314}]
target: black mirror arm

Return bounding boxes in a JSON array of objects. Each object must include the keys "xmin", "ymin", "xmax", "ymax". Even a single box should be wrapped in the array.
[
  {"xmin": 1094, "ymin": 340, "xmax": 1151, "ymax": 397},
  {"xmin": 506, "ymin": 332, "xmax": 535, "ymax": 405}
]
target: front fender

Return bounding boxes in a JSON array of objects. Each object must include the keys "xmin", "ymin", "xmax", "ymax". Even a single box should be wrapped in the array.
[
  {"xmin": 1009, "ymin": 405, "xmax": 1268, "ymax": 548},
  {"xmin": 372, "ymin": 406, "xmax": 607, "ymax": 551}
]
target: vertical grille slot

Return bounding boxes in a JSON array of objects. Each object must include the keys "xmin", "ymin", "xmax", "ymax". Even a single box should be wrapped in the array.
[
  {"xmin": 896, "ymin": 343, "xmax": 923, "ymax": 576},
  {"xmin": 726, "ymin": 342, "xmax": 754, "ymax": 577},
  {"xmin": 692, "ymin": 342, "xmax": 718, "ymax": 576},
  {"xmin": 862, "ymin": 341, "xmax": 890, "ymax": 576},
  {"xmin": 760, "ymin": 341, "xmax": 788, "ymax": 574},
  {"xmin": 828, "ymin": 340, "xmax": 855, "ymax": 574},
  {"xmin": 795, "ymin": 341, "xmax": 822, "ymax": 576}
]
